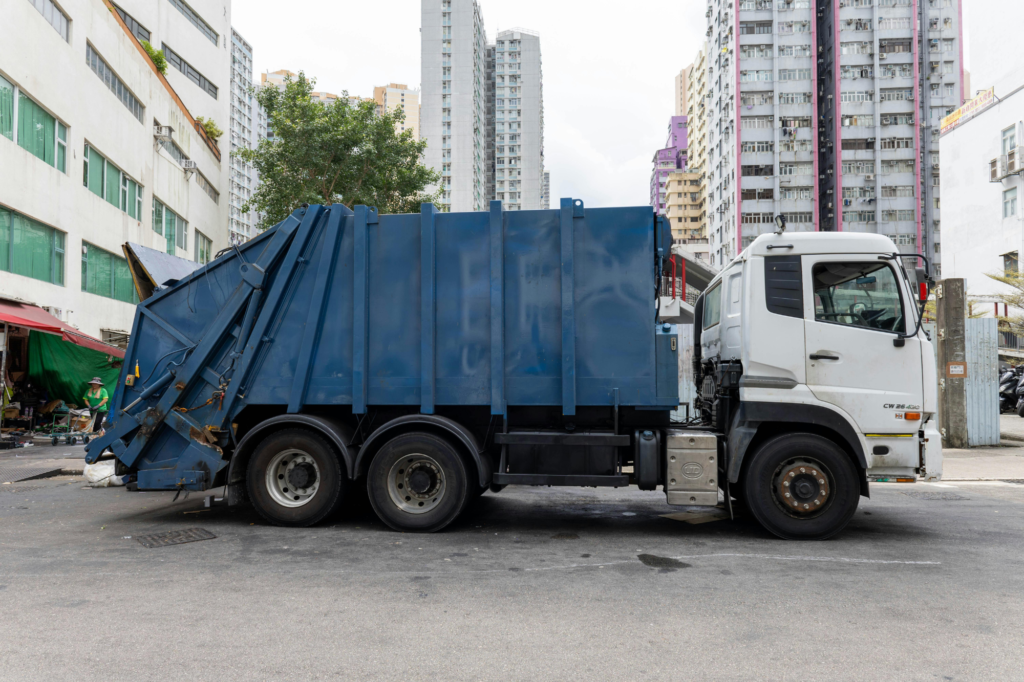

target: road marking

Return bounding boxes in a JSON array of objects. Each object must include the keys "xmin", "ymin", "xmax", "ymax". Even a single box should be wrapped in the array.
[{"xmin": 522, "ymin": 552, "xmax": 940, "ymax": 572}]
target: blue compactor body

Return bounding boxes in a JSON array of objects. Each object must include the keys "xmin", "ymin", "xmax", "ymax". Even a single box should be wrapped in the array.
[{"xmin": 86, "ymin": 199, "xmax": 680, "ymax": 530}]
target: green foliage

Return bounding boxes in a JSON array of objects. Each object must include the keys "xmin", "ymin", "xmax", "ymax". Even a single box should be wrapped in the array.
[
  {"xmin": 985, "ymin": 271, "xmax": 1024, "ymax": 333},
  {"xmin": 195, "ymin": 116, "xmax": 223, "ymax": 141},
  {"xmin": 140, "ymin": 41, "xmax": 167, "ymax": 75},
  {"xmin": 235, "ymin": 72, "xmax": 442, "ymax": 231}
]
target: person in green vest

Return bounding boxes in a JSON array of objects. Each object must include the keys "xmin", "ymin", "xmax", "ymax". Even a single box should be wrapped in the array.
[{"xmin": 83, "ymin": 377, "xmax": 109, "ymax": 434}]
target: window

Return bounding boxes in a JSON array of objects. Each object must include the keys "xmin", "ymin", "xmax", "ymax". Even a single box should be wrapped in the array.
[
  {"xmin": 739, "ymin": 22, "xmax": 773, "ymax": 35},
  {"xmin": 741, "ymin": 92, "xmax": 773, "ymax": 106},
  {"xmin": 164, "ymin": 45, "xmax": 218, "ymax": 99},
  {"xmin": 780, "ymin": 187, "xmax": 813, "ymax": 200},
  {"xmin": 812, "ymin": 262, "xmax": 905, "ymax": 332},
  {"xmin": 778, "ymin": 69, "xmax": 812, "ymax": 81},
  {"xmin": 83, "ymin": 144, "xmax": 143, "ymax": 219},
  {"xmin": 779, "ymin": 162, "xmax": 813, "ymax": 175},
  {"xmin": 841, "ymin": 42, "xmax": 873, "ymax": 55},
  {"xmin": 27, "ymin": 0, "xmax": 69, "ymax": 42},
  {"xmin": 881, "ymin": 209, "xmax": 915, "ymax": 221},
  {"xmin": 880, "ymin": 89, "xmax": 913, "ymax": 101},
  {"xmin": 740, "ymin": 70, "xmax": 773, "ymax": 83},
  {"xmin": 113, "ymin": 4, "xmax": 150, "ymax": 43},
  {"xmin": 702, "ymin": 283, "xmax": 722, "ymax": 329},
  {"xmin": 786, "ymin": 213, "xmax": 814, "ymax": 224},
  {"xmin": 843, "ymin": 186, "xmax": 876, "ymax": 199},
  {"xmin": 153, "ymin": 198, "xmax": 187, "ymax": 255},
  {"xmin": 1002, "ymin": 126, "xmax": 1017, "ymax": 154},
  {"xmin": 841, "ymin": 91, "xmax": 873, "ymax": 103},
  {"xmin": 842, "ymin": 114, "xmax": 874, "ymax": 127},
  {"xmin": 779, "ymin": 139, "xmax": 813, "ymax": 151},
  {"xmin": 741, "ymin": 188, "xmax": 774, "ymax": 200},
  {"xmin": 881, "ymin": 137, "xmax": 914, "ymax": 149},
  {"xmin": 1004, "ymin": 187, "xmax": 1018, "ymax": 218},
  {"xmin": 778, "ymin": 92, "xmax": 812, "ymax": 105},
  {"xmin": 168, "ymin": 0, "xmax": 218, "ymax": 45},
  {"xmin": 0, "ymin": 205, "xmax": 65, "ymax": 286},
  {"xmin": 882, "ymin": 159, "xmax": 915, "ymax": 173},
  {"xmin": 741, "ymin": 140, "xmax": 774, "ymax": 153},
  {"xmin": 880, "ymin": 39, "xmax": 912, "ymax": 54},
  {"xmin": 881, "ymin": 186, "xmax": 914, "ymax": 198},
  {"xmin": 740, "ymin": 45, "xmax": 773, "ymax": 59},
  {"xmin": 742, "ymin": 213, "xmax": 775, "ymax": 224},
  {"xmin": 741, "ymin": 165, "xmax": 774, "ymax": 176},
  {"xmin": 841, "ymin": 65, "xmax": 874, "ymax": 79},
  {"xmin": 777, "ymin": 45, "xmax": 812, "ymax": 57},
  {"xmin": 1004, "ymin": 252, "xmax": 1019, "ymax": 276},
  {"xmin": 194, "ymin": 229, "xmax": 212, "ymax": 264},
  {"xmin": 741, "ymin": 116, "xmax": 773, "ymax": 129},
  {"xmin": 843, "ymin": 210, "xmax": 876, "ymax": 222},
  {"xmin": 842, "ymin": 138, "xmax": 874, "ymax": 150},
  {"xmin": 877, "ymin": 17, "xmax": 912, "ymax": 29},
  {"xmin": 86, "ymin": 44, "xmax": 144, "ymax": 123},
  {"xmin": 82, "ymin": 242, "xmax": 137, "ymax": 303}
]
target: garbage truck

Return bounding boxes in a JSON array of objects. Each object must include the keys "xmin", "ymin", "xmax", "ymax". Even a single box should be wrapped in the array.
[{"xmin": 85, "ymin": 200, "xmax": 941, "ymax": 540}]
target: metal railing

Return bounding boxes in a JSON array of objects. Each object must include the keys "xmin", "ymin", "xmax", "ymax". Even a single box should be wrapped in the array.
[{"xmin": 999, "ymin": 330, "xmax": 1023, "ymax": 351}]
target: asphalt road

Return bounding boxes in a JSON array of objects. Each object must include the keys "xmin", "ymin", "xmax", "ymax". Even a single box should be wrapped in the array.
[{"xmin": 0, "ymin": 471, "xmax": 1022, "ymax": 681}]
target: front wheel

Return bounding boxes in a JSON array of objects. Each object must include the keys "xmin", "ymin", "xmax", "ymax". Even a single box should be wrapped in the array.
[
  {"xmin": 246, "ymin": 429, "xmax": 347, "ymax": 527},
  {"xmin": 367, "ymin": 432, "xmax": 471, "ymax": 532},
  {"xmin": 743, "ymin": 433, "xmax": 860, "ymax": 541},
  {"xmin": 1017, "ymin": 400, "xmax": 1024, "ymax": 418}
]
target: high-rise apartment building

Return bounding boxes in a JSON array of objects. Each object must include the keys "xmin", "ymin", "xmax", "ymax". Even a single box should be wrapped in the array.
[
  {"xmin": 665, "ymin": 169, "xmax": 704, "ymax": 243},
  {"xmin": 685, "ymin": 49, "xmax": 709, "ymax": 238},
  {"xmin": 675, "ymin": 66, "xmax": 690, "ymax": 117},
  {"xmin": 229, "ymin": 28, "xmax": 259, "ymax": 245},
  {"xmin": 422, "ymin": 0, "xmax": 488, "ymax": 211},
  {"xmin": 490, "ymin": 28, "xmax": 545, "ymax": 211},
  {"xmin": 421, "ymin": 2, "xmax": 546, "ymax": 211},
  {"xmin": 542, "ymin": 171, "xmax": 550, "ymax": 209},
  {"xmin": 703, "ymin": 0, "xmax": 962, "ymax": 271},
  {"xmin": 1, "ymin": 0, "xmax": 230, "ymax": 339},
  {"xmin": 650, "ymin": 116, "xmax": 688, "ymax": 214},
  {"xmin": 374, "ymin": 83, "xmax": 420, "ymax": 140}
]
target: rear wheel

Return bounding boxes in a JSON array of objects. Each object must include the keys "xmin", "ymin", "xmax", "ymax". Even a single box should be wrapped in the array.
[
  {"xmin": 247, "ymin": 429, "xmax": 347, "ymax": 527},
  {"xmin": 743, "ymin": 433, "xmax": 860, "ymax": 541},
  {"xmin": 367, "ymin": 432, "xmax": 470, "ymax": 532}
]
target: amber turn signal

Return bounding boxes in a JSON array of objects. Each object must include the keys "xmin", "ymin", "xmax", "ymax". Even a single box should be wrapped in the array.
[{"xmin": 903, "ymin": 412, "xmax": 921, "ymax": 421}]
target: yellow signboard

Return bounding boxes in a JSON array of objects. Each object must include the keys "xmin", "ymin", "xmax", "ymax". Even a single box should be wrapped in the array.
[{"xmin": 941, "ymin": 88, "xmax": 996, "ymax": 135}]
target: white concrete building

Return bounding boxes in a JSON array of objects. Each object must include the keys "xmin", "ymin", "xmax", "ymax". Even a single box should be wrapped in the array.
[
  {"xmin": 0, "ymin": 0, "xmax": 230, "ymax": 339},
  {"xmin": 942, "ymin": 84, "xmax": 1024, "ymax": 314},
  {"xmin": 489, "ymin": 29, "xmax": 545, "ymax": 211},
  {"xmin": 229, "ymin": 28, "xmax": 259, "ymax": 244},
  {"xmin": 422, "ymin": 0, "xmax": 488, "ymax": 212}
]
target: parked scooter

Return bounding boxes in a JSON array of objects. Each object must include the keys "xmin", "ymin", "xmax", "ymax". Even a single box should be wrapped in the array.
[{"xmin": 1000, "ymin": 365, "xmax": 1023, "ymax": 413}]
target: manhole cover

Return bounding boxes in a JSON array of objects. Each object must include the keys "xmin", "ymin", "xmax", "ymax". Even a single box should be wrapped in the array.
[
  {"xmin": 0, "ymin": 486, "xmax": 44, "ymax": 494},
  {"xmin": 0, "ymin": 464, "xmax": 62, "ymax": 484},
  {"xmin": 136, "ymin": 528, "xmax": 217, "ymax": 549},
  {"xmin": 900, "ymin": 491, "xmax": 969, "ymax": 500}
]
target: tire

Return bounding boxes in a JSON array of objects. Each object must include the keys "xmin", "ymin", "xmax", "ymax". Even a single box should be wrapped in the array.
[
  {"xmin": 367, "ymin": 432, "xmax": 471, "ymax": 533},
  {"xmin": 246, "ymin": 429, "xmax": 347, "ymax": 527},
  {"xmin": 51, "ymin": 437, "xmax": 58, "ymax": 446},
  {"xmin": 743, "ymin": 433, "xmax": 860, "ymax": 541},
  {"xmin": 83, "ymin": 435, "xmax": 90, "ymax": 445},
  {"xmin": 1017, "ymin": 401, "xmax": 1024, "ymax": 418}
]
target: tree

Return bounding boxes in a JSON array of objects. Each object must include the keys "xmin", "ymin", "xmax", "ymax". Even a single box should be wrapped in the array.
[
  {"xmin": 236, "ymin": 72, "xmax": 442, "ymax": 231},
  {"xmin": 986, "ymin": 270, "xmax": 1024, "ymax": 334}
]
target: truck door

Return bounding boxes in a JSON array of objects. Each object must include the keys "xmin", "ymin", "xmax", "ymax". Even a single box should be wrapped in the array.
[{"xmin": 802, "ymin": 255, "xmax": 924, "ymax": 453}]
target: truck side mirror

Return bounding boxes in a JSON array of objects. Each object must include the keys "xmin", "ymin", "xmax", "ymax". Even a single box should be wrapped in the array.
[{"xmin": 914, "ymin": 266, "xmax": 932, "ymax": 301}]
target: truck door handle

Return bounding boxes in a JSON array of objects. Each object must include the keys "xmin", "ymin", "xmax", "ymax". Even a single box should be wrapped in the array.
[{"xmin": 809, "ymin": 353, "xmax": 839, "ymax": 361}]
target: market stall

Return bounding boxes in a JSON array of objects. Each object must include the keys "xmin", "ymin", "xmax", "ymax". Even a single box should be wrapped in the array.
[{"xmin": 0, "ymin": 299, "xmax": 125, "ymax": 446}]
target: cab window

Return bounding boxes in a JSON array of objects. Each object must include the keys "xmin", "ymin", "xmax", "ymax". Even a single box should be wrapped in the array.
[
  {"xmin": 703, "ymin": 282, "xmax": 722, "ymax": 329},
  {"xmin": 811, "ymin": 262, "xmax": 905, "ymax": 333}
]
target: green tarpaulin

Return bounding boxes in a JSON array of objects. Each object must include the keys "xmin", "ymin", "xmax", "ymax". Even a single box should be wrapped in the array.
[{"xmin": 27, "ymin": 331, "xmax": 121, "ymax": 408}]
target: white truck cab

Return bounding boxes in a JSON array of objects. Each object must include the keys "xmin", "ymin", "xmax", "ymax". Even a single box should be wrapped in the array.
[{"xmin": 693, "ymin": 231, "xmax": 941, "ymax": 540}]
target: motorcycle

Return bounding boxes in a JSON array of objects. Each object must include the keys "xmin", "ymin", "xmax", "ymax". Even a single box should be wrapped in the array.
[{"xmin": 999, "ymin": 366, "xmax": 1021, "ymax": 413}]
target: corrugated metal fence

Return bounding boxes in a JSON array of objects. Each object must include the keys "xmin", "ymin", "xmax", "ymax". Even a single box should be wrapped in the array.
[{"xmin": 965, "ymin": 318, "xmax": 1000, "ymax": 446}]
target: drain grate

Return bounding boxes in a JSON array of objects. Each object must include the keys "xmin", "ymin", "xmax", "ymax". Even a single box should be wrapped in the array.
[
  {"xmin": 0, "ymin": 485, "xmax": 44, "ymax": 494},
  {"xmin": 0, "ymin": 464, "xmax": 63, "ymax": 484},
  {"xmin": 900, "ymin": 491, "xmax": 969, "ymax": 501},
  {"xmin": 135, "ymin": 528, "xmax": 217, "ymax": 549}
]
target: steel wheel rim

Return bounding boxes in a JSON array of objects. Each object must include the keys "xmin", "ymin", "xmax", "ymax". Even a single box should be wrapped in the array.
[
  {"xmin": 387, "ymin": 453, "xmax": 446, "ymax": 515},
  {"xmin": 265, "ymin": 448, "xmax": 321, "ymax": 508},
  {"xmin": 771, "ymin": 457, "xmax": 833, "ymax": 519}
]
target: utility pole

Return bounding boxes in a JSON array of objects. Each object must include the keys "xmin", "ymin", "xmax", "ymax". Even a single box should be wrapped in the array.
[{"xmin": 935, "ymin": 278, "xmax": 968, "ymax": 448}]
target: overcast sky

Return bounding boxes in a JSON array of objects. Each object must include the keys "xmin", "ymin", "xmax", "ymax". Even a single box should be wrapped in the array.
[{"xmin": 232, "ymin": 0, "xmax": 707, "ymax": 208}]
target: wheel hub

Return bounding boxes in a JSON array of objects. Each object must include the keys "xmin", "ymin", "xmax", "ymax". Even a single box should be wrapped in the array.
[
  {"xmin": 265, "ymin": 449, "xmax": 321, "ymax": 508},
  {"xmin": 775, "ymin": 461, "xmax": 830, "ymax": 514},
  {"xmin": 387, "ymin": 454, "xmax": 446, "ymax": 515}
]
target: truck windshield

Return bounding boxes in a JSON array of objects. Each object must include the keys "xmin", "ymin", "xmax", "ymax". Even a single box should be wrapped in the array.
[
  {"xmin": 702, "ymin": 282, "xmax": 722, "ymax": 329},
  {"xmin": 812, "ymin": 261, "xmax": 905, "ymax": 333}
]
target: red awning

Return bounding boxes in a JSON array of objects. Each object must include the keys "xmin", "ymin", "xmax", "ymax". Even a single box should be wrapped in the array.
[{"xmin": 0, "ymin": 300, "xmax": 126, "ymax": 359}]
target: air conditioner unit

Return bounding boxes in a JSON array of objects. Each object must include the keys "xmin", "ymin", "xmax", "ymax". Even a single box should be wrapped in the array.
[
  {"xmin": 990, "ymin": 158, "xmax": 1001, "ymax": 181},
  {"xmin": 42, "ymin": 306, "xmax": 63, "ymax": 321},
  {"xmin": 999, "ymin": 154, "xmax": 1009, "ymax": 177},
  {"xmin": 879, "ymin": 53, "xmax": 887, "ymax": 59},
  {"xmin": 931, "ymin": 161, "xmax": 940, "ymax": 169},
  {"xmin": 153, "ymin": 125, "xmax": 173, "ymax": 141},
  {"xmin": 865, "ymin": 174, "xmax": 875, "ymax": 181},
  {"xmin": 907, "ymin": 92, "xmax": 914, "ymax": 100},
  {"xmin": 181, "ymin": 159, "xmax": 198, "ymax": 170},
  {"xmin": 881, "ymin": 116, "xmax": 891, "ymax": 125},
  {"xmin": 1011, "ymin": 147, "xmax": 1024, "ymax": 173}
]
